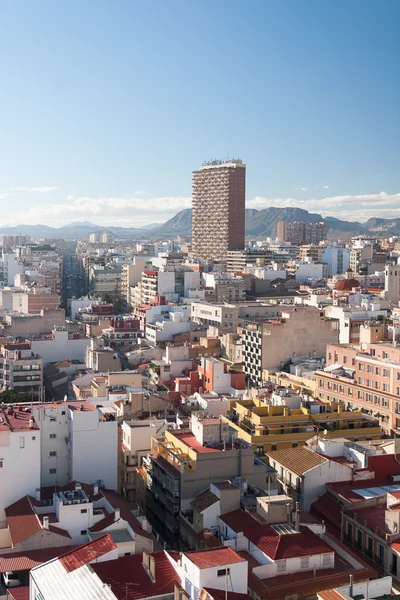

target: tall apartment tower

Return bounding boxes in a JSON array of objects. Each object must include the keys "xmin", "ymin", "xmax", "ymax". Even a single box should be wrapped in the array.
[{"xmin": 192, "ymin": 159, "xmax": 245, "ymax": 261}]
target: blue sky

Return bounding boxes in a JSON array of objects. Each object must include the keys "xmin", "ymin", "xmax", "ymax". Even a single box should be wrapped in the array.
[{"xmin": 0, "ymin": 0, "xmax": 399, "ymax": 227}]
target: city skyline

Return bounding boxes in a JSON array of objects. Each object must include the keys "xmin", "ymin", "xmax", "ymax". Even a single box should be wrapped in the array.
[{"xmin": 0, "ymin": 0, "xmax": 399, "ymax": 227}]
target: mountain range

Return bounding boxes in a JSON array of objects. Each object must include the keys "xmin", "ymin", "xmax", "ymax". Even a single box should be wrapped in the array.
[{"xmin": 1, "ymin": 208, "xmax": 400, "ymax": 240}]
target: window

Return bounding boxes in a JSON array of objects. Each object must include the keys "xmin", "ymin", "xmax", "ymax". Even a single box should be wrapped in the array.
[
  {"xmin": 20, "ymin": 437, "xmax": 25, "ymax": 449},
  {"xmin": 49, "ymin": 451, "xmax": 57, "ymax": 457},
  {"xmin": 359, "ymin": 363, "xmax": 364, "ymax": 371},
  {"xmin": 0, "ymin": 460, "xmax": 3, "ymax": 468},
  {"xmin": 80, "ymin": 529, "xmax": 87, "ymax": 536},
  {"xmin": 292, "ymin": 443, "xmax": 298, "ymax": 448},
  {"xmin": 32, "ymin": 436, "xmax": 36, "ymax": 441},
  {"xmin": 49, "ymin": 468, "xmax": 57, "ymax": 474},
  {"xmin": 300, "ymin": 557, "xmax": 310, "ymax": 569},
  {"xmin": 50, "ymin": 434, "xmax": 56, "ymax": 439},
  {"xmin": 383, "ymin": 384, "xmax": 389, "ymax": 392},
  {"xmin": 343, "ymin": 356, "xmax": 348, "ymax": 364},
  {"xmin": 217, "ymin": 568, "xmax": 230, "ymax": 577},
  {"xmin": 81, "ymin": 509, "xmax": 87, "ymax": 514},
  {"xmin": 375, "ymin": 367, "xmax": 380, "ymax": 375},
  {"xmin": 62, "ymin": 411, "xmax": 66, "ymax": 415},
  {"xmin": 383, "ymin": 369, "xmax": 390, "ymax": 377},
  {"xmin": 271, "ymin": 444, "xmax": 277, "ymax": 451},
  {"xmin": 383, "ymin": 352, "xmax": 388, "ymax": 359},
  {"xmin": 276, "ymin": 560, "xmax": 286, "ymax": 573}
]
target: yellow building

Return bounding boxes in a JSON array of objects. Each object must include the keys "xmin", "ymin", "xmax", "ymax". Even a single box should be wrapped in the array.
[{"xmin": 222, "ymin": 398, "xmax": 382, "ymax": 453}]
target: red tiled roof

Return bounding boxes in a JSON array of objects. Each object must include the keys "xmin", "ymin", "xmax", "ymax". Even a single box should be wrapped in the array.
[
  {"xmin": 89, "ymin": 511, "xmax": 117, "ymax": 532},
  {"xmin": 92, "ymin": 551, "xmax": 181, "ymax": 600},
  {"xmin": 219, "ymin": 510, "xmax": 332, "ymax": 560},
  {"xmin": 6, "ymin": 587, "xmax": 29, "ymax": 600},
  {"xmin": 59, "ymin": 534, "xmax": 117, "ymax": 573},
  {"xmin": 6, "ymin": 496, "xmax": 42, "ymax": 545},
  {"xmin": 185, "ymin": 547, "xmax": 245, "ymax": 569},
  {"xmin": 319, "ymin": 590, "xmax": 346, "ymax": 600},
  {"xmin": 212, "ymin": 481, "xmax": 237, "ymax": 491},
  {"xmin": 311, "ymin": 494, "xmax": 343, "ymax": 529},
  {"xmin": 101, "ymin": 489, "xmax": 152, "ymax": 539},
  {"xmin": 0, "ymin": 545, "xmax": 77, "ymax": 572},
  {"xmin": 204, "ymin": 588, "xmax": 252, "ymax": 600},
  {"xmin": 198, "ymin": 529, "xmax": 224, "ymax": 549}
]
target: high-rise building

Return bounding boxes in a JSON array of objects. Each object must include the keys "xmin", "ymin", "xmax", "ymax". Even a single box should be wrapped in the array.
[
  {"xmin": 192, "ymin": 159, "xmax": 245, "ymax": 261},
  {"xmin": 276, "ymin": 221, "xmax": 327, "ymax": 245}
]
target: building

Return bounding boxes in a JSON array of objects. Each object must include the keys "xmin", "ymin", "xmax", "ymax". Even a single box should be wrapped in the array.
[
  {"xmin": 295, "ymin": 262, "xmax": 329, "ymax": 283},
  {"xmin": 30, "ymin": 327, "xmax": 90, "ymax": 365},
  {"xmin": 101, "ymin": 317, "xmax": 141, "ymax": 349},
  {"xmin": 145, "ymin": 311, "xmax": 191, "ymax": 344},
  {"xmin": 385, "ymin": 261, "xmax": 400, "ymax": 304},
  {"xmin": 317, "ymin": 341, "xmax": 400, "ymax": 433},
  {"xmin": 202, "ymin": 272, "xmax": 246, "ymax": 303},
  {"xmin": 192, "ymin": 159, "xmax": 246, "ymax": 262},
  {"xmin": 0, "ymin": 405, "xmax": 40, "ymax": 524},
  {"xmin": 28, "ymin": 399, "xmax": 118, "ymax": 490},
  {"xmin": 276, "ymin": 221, "xmax": 327, "ymax": 245},
  {"xmin": 120, "ymin": 419, "xmax": 168, "ymax": 505},
  {"xmin": 242, "ymin": 307, "xmax": 339, "ymax": 385},
  {"xmin": 0, "ymin": 339, "xmax": 43, "ymax": 393},
  {"xmin": 299, "ymin": 245, "xmax": 325, "ymax": 263},
  {"xmin": 223, "ymin": 396, "xmax": 381, "ymax": 454},
  {"xmin": 138, "ymin": 421, "xmax": 269, "ymax": 548},
  {"xmin": 85, "ymin": 337, "xmax": 122, "ymax": 371},
  {"xmin": 322, "ymin": 246, "xmax": 350, "ymax": 276},
  {"xmin": 226, "ymin": 249, "xmax": 274, "ymax": 275}
]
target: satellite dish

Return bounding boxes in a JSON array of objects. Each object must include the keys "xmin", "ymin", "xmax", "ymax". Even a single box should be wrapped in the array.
[
  {"xmin": 323, "ymin": 429, "xmax": 328, "ymax": 436},
  {"xmin": 63, "ymin": 395, "xmax": 68, "ymax": 402}
]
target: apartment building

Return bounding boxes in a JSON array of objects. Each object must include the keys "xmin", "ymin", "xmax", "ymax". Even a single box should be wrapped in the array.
[
  {"xmin": 138, "ymin": 415, "xmax": 269, "ymax": 548},
  {"xmin": 0, "ymin": 405, "xmax": 40, "ymax": 524},
  {"xmin": 145, "ymin": 311, "xmax": 191, "ymax": 344},
  {"xmin": 120, "ymin": 419, "xmax": 168, "ymax": 505},
  {"xmin": 0, "ymin": 339, "xmax": 43, "ymax": 393},
  {"xmin": 276, "ymin": 221, "xmax": 327, "ymax": 245},
  {"xmin": 89, "ymin": 264, "xmax": 123, "ymax": 297},
  {"xmin": 226, "ymin": 249, "xmax": 274, "ymax": 275},
  {"xmin": 31, "ymin": 327, "xmax": 90, "ymax": 365},
  {"xmin": 385, "ymin": 261, "xmax": 400, "ymax": 305},
  {"xmin": 317, "ymin": 341, "xmax": 400, "ymax": 433},
  {"xmin": 192, "ymin": 159, "xmax": 246, "ymax": 262},
  {"xmin": 86, "ymin": 337, "xmax": 122, "ymax": 371},
  {"xmin": 202, "ymin": 272, "xmax": 246, "ymax": 302},
  {"xmin": 299, "ymin": 245, "xmax": 325, "ymax": 262},
  {"xmin": 101, "ymin": 317, "xmax": 141, "ymax": 349},
  {"xmin": 191, "ymin": 301, "xmax": 281, "ymax": 330},
  {"xmin": 243, "ymin": 307, "xmax": 339, "ymax": 385},
  {"xmin": 322, "ymin": 245, "xmax": 350, "ymax": 276},
  {"xmin": 28, "ymin": 399, "xmax": 118, "ymax": 490},
  {"xmin": 223, "ymin": 396, "xmax": 381, "ymax": 454}
]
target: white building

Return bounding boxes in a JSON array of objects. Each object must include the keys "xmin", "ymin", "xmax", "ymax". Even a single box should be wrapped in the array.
[
  {"xmin": 0, "ymin": 406, "xmax": 41, "ymax": 525},
  {"xmin": 31, "ymin": 327, "xmax": 91, "ymax": 365},
  {"xmin": 385, "ymin": 262, "xmax": 400, "ymax": 305},
  {"xmin": 322, "ymin": 246, "xmax": 350, "ymax": 276},
  {"xmin": 68, "ymin": 296, "xmax": 101, "ymax": 320},
  {"xmin": 31, "ymin": 399, "xmax": 118, "ymax": 490},
  {"xmin": 295, "ymin": 262, "xmax": 329, "ymax": 283},
  {"xmin": 145, "ymin": 311, "xmax": 191, "ymax": 343}
]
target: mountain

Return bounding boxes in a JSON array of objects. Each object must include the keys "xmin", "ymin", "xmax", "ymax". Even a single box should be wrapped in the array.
[
  {"xmin": 152, "ymin": 207, "xmax": 367, "ymax": 239},
  {"xmin": 364, "ymin": 218, "xmax": 400, "ymax": 234},
  {"xmin": 139, "ymin": 223, "xmax": 163, "ymax": 230}
]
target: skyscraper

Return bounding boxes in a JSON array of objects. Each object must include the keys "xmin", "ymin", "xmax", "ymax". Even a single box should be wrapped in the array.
[{"xmin": 192, "ymin": 159, "xmax": 245, "ymax": 262}]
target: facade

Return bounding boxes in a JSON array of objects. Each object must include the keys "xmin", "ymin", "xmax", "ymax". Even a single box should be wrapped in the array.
[
  {"xmin": 276, "ymin": 221, "xmax": 327, "ymax": 245},
  {"xmin": 295, "ymin": 262, "xmax": 329, "ymax": 283},
  {"xmin": 242, "ymin": 308, "xmax": 339, "ymax": 385},
  {"xmin": 223, "ymin": 397, "xmax": 381, "ymax": 454},
  {"xmin": 322, "ymin": 246, "xmax": 350, "ymax": 276},
  {"xmin": 0, "ymin": 405, "xmax": 40, "ymax": 524},
  {"xmin": 31, "ymin": 327, "xmax": 90, "ymax": 365},
  {"xmin": 317, "ymin": 341, "xmax": 400, "ymax": 433},
  {"xmin": 101, "ymin": 317, "xmax": 141, "ymax": 349},
  {"xmin": 226, "ymin": 249, "xmax": 274, "ymax": 275},
  {"xmin": 0, "ymin": 339, "xmax": 43, "ymax": 393},
  {"xmin": 86, "ymin": 337, "xmax": 122, "ymax": 371},
  {"xmin": 192, "ymin": 159, "xmax": 246, "ymax": 262},
  {"xmin": 385, "ymin": 261, "xmax": 400, "ymax": 304},
  {"xmin": 138, "ymin": 422, "xmax": 269, "ymax": 548}
]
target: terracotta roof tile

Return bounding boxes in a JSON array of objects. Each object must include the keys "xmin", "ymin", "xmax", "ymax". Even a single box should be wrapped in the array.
[
  {"xmin": 184, "ymin": 547, "xmax": 245, "ymax": 569},
  {"xmin": 92, "ymin": 550, "xmax": 181, "ymax": 600},
  {"xmin": 89, "ymin": 511, "xmax": 116, "ymax": 532},
  {"xmin": 59, "ymin": 534, "xmax": 117, "ymax": 573},
  {"xmin": 191, "ymin": 490, "xmax": 219, "ymax": 513},
  {"xmin": 100, "ymin": 489, "xmax": 152, "ymax": 540},
  {"xmin": 0, "ymin": 545, "xmax": 77, "ymax": 572},
  {"xmin": 266, "ymin": 446, "xmax": 328, "ymax": 475},
  {"xmin": 6, "ymin": 496, "xmax": 42, "ymax": 545},
  {"xmin": 219, "ymin": 510, "xmax": 332, "ymax": 559}
]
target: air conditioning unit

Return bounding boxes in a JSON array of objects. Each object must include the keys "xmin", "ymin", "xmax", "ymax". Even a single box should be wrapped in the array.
[
  {"xmin": 73, "ymin": 500, "xmax": 80, "ymax": 504},
  {"xmin": 173, "ymin": 505, "xmax": 179, "ymax": 513},
  {"xmin": 81, "ymin": 499, "xmax": 89, "ymax": 503},
  {"xmin": 64, "ymin": 501, "xmax": 72, "ymax": 505}
]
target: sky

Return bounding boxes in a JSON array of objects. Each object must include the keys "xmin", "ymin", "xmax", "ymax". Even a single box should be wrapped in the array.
[{"xmin": 0, "ymin": 0, "xmax": 399, "ymax": 228}]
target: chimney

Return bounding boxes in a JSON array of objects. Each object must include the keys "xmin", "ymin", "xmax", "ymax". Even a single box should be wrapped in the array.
[
  {"xmin": 93, "ymin": 484, "xmax": 99, "ymax": 495},
  {"xmin": 149, "ymin": 555, "xmax": 156, "ymax": 581},
  {"xmin": 75, "ymin": 482, "xmax": 81, "ymax": 491},
  {"xmin": 43, "ymin": 516, "xmax": 49, "ymax": 530},
  {"xmin": 36, "ymin": 488, "xmax": 41, "ymax": 502},
  {"xmin": 115, "ymin": 508, "xmax": 120, "ymax": 521},
  {"xmin": 349, "ymin": 574, "xmax": 354, "ymax": 598},
  {"xmin": 295, "ymin": 501, "xmax": 300, "ymax": 532}
]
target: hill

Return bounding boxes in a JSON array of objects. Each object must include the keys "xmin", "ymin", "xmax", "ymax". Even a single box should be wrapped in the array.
[{"xmin": 153, "ymin": 207, "xmax": 367, "ymax": 239}]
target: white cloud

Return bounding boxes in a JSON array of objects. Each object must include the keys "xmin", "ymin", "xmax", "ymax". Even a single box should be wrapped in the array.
[
  {"xmin": 300, "ymin": 187, "xmax": 308, "ymax": 191},
  {"xmin": 11, "ymin": 186, "xmax": 58, "ymax": 192},
  {"xmin": 2, "ymin": 190, "xmax": 400, "ymax": 227},
  {"xmin": 324, "ymin": 185, "xmax": 330, "ymax": 189}
]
